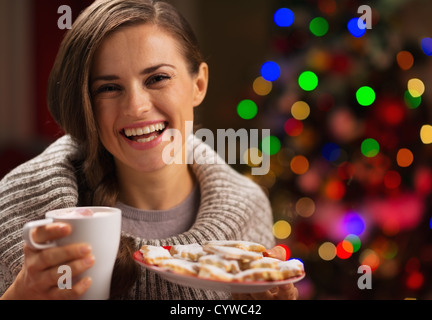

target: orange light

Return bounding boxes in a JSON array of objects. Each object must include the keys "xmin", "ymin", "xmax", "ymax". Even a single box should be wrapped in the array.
[
  {"xmin": 290, "ymin": 155, "xmax": 309, "ymax": 175},
  {"xmin": 397, "ymin": 148, "xmax": 414, "ymax": 167},
  {"xmin": 396, "ymin": 51, "xmax": 414, "ymax": 70}
]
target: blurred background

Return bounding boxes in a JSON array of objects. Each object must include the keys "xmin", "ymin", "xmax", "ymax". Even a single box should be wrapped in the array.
[{"xmin": 1, "ymin": 0, "xmax": 432, "ymax": 299}]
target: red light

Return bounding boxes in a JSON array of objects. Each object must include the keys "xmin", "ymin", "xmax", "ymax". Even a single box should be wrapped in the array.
[
  {"xmin": 336, "ymin": 240, "xmax": 353, "ymax": 259},
  {"xmin": 406, "ymin": 271, "xmax": 424, "ymax": 290}
]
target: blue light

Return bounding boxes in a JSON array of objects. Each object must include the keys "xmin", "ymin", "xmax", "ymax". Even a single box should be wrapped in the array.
[
  {"xmin": 322, "ymin": 142, "xmax": 341, "ymax": 162},
  {"xmin": 421, "ymin": 38, "xmax": 432, "ymax": 56},
  {"xmin": 347, "ymin": 18, "xmax": 367, "ymax": 38},
  {"xmin": 274, "ymin": 8, "xmax": 295, "ymax": 27},
  {"xmin": 260, "ymin": 61, "xmax": 281, "ymax": 82},
  {"xmin": 343, "ymin": 213, "xmax": 365, "ymax": 235},
  {"xmin": 430, "ymin": 216, "xmax": 432, "ymax": 229}
]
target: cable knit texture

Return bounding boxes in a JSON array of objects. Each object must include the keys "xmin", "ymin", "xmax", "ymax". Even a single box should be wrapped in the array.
[{"xmin": 0, "ymin": 135, "xmax": 275, "ymax": 299}]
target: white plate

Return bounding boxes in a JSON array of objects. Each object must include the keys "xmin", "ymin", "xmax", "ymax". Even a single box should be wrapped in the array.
[{"xmin": 133, "ymin": 250, "xmax": 305, "ymax": 293}]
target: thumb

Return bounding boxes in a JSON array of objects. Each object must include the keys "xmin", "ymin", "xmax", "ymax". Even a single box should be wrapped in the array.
[{"xmin": 263, "ymin": 245, "xmax": 289, "ymax": 261}]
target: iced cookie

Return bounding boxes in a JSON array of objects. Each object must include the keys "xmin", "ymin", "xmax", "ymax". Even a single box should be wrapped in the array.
[
  {"xmin": 140, "ymin": 245, "xmax": 172, "ymax": 265},
  {"xmin": 170, "ymin": 244, "xmax": 206, "ymax": 262},
  {"xmin": 204, "ymin": 240, "xmax": 266, "ymax": 253}
]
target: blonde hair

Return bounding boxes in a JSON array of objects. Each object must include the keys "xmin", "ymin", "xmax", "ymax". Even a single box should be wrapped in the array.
[
  {"xmin": 48, "ymin": 0, "xmax": 203, "ymax": 206},
  {"xmin": 47, "ymin": 0, "xmax": 204, "ymax": 298}
]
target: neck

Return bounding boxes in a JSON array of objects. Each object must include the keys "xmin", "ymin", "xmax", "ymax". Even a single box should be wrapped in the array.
[{"xmin": 116, "ymin": 163, "xmax": 195, "ymax": 210}]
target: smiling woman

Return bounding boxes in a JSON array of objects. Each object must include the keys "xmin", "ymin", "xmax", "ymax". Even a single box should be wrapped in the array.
[{"xmin": 0, "ymin": 0, "xmax": 296, "ymax": 301}]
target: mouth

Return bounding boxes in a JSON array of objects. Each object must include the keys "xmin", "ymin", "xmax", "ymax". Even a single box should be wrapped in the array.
[{"xmin": 121, "ymin": 121, "xmax": 168, "ymax": 143}]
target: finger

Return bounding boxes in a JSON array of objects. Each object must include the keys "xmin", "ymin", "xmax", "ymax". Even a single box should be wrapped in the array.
[
  {"xmin": 263, "ymin": 246, "xmax": 286, "ymax": 261},
  {"xmin": 26, "ymin": 243, "xmax": 92, "ymax": 271},
  {"xmin": 232, "ymin": 293, "xmax": 253, "ymax": 300},
  {"xmin": 274, "ymin": 284, "xmax": 299, "ymax": 300},
  {"xmin": 249, "ymin": 290, "xmax": 274, "ymax": 300},
  {"xmin": 48, "ymin": 276, "xmax": 92, "ymax": 300},
  {"xmin": 31, "ymin": 223, "xmax": 71, "ymax": 244},
  {"xmin": 24, "ymin": 253, "xmax": 95, "ymax": 294}
]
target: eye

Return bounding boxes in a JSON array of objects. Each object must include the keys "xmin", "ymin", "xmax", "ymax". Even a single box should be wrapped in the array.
[
  {"xmin": 93, "ymin": 84, "xmax": 122, "ymax": 97},
  {"xmin": 146, "ymin": 74, "xmax": 172, "ymax": 86}
]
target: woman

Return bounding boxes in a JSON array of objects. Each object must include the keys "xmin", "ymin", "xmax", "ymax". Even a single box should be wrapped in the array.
[{"xmin": 0, "ymin": 0, "xmax": 297, "ymax": 300}]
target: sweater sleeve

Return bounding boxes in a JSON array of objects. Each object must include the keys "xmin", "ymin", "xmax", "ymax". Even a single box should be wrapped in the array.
[{"xmin": 0, "ymin": 136, "xmax": 80, "ymax": 295}]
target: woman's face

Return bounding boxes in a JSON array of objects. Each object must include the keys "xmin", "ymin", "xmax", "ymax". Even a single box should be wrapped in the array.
[{"xmin": 90, "ymin": 23, "xmax": 208, "ymax": 174}]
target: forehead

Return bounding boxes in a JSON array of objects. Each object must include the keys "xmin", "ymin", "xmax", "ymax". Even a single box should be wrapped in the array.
[{"xmin": 91, "ymin": 23, "xmax": 185, "ymax": 73}]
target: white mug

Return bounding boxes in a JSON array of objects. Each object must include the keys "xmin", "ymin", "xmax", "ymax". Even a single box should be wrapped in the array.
[{"xmin": 23, "ymin": 206, "xmax": 122, "ymax": 300}]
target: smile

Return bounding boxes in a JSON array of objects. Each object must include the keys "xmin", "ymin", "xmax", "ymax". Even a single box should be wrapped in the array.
[{"xmin": 122, "ymin": 121, "xmax": 167, "ymax": 143}]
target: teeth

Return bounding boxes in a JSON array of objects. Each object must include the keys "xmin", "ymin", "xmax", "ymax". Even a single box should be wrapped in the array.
[
  {"xmin": 137, "ymin": 135, "xmax": 158, "ymax": 143},
  {"xmin": 124, "ymin": 122, "xmax": 166, "ymax": 137}
]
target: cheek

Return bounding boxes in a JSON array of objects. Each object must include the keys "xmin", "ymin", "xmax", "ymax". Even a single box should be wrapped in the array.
[{"xmin": 94, "ymin": 102, "xmax": 115, "ymax": 141}]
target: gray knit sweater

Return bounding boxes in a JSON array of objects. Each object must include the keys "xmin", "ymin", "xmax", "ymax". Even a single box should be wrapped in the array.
[{"xmin": 0, "ymin": 135, "xmax": 275, "ymax": 299}]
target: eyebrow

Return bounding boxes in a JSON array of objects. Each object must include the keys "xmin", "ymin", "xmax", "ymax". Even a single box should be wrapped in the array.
[{"xmin": 90, "ymin": 63, "xmax": 176, "ymax": 84}]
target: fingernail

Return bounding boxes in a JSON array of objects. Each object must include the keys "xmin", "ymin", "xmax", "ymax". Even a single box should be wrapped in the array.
[
  {"xmin": 80, "ymin": 245, "xmax": 92, "ymax": 255},
  {"xmin": 82, "ymin": 277, "xmax": 92, "ymax": 288},
  {"xmin": 84, "ymin": 255, "xmax": 95, "ymax": 266}
]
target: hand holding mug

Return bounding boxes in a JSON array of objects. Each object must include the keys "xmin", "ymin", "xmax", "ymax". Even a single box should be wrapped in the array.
[{"xmin": 18, "ymin": 207, "xmax": 121, "ymax": 300}]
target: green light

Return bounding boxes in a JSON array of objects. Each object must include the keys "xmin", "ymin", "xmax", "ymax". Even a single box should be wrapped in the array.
[
  {"xmin": 298, "ymin": 71, "xmax": 318, "ymax": 91},
  {"xmin": 345, "ymin": 234, "xmax": 361, "ymax": 253},
  {"xmin": 260, "ymin": 136, "xmax": 281, "ymax": 156},
  {"xmin": 356, "ymin": 86, "xmax": 376, "ymax": 106},
  {"xmin": 361, "ymin": 138, "xmax": 380, "ymax": 158},
  {"xmin": 309, "ymin": 17, "xmax": 329, "ymax": 37},
  {"xmin": 237, "ymin": 99, "xmax": 258, "ymax": 120},
  {"xmin": 404, "ymin": 90, "xmax": 422, "ymax": 109}
]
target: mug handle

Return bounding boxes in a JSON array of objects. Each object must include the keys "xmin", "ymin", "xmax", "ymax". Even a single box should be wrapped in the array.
[{"xmin": 23, "ymin": 218, "xmax": 56, "ymax": 250}]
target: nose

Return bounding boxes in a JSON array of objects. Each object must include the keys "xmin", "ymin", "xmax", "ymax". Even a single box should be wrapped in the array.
[{"xmin": 123, "ymin": 84, "xmax": 151, "ymax": 117}]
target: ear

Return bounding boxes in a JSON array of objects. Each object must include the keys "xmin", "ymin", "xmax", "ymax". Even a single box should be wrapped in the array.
[{"xmin": 192, "ymin": 62, "xmax": 209, "ymax": 108}]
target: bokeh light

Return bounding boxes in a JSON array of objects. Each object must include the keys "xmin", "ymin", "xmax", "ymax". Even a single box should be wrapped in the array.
[
  {"xmin": 347, "ymin": 17, "xmax": 367, "ymax": 37},
  {"xmin": 237, "ymin": 99, "xmax": 258, "ymax": 120},
  {"xmin": 261, "ymin": 61, "xmax": 281, "ymax": 82},
  {"xmin": 291, "ymin": 101, "xmax": 311, "ymax": 120},
  {"xmin": 253, "ymin": 76, "xmax": 273, "ymax": 96},
  {"xmin": 420, "ymin": 125, "xmax": 432, "ymax": 144},
  {"xmin": 406, "ymin": 271, "xmax": 424, "ymax": 290},
  {"xmin": 361, "ymin": 138, "xmax": 380, "ymax": 157},
  {"xmin": 274, "ymin": 8, "xmax": 295, "ymax": 27},
  {"xmin": 396, "ymin": 148, "xmax": 414, "ymax": 167},
  {"xmin": 343, "ymin": 212, "xmax": 366, "ymax": 235},
  {"xmin": 243, "ymin": 148, "xmax": 262, "ymax": 168},
  {"xmin": 273, "ymin": 220, "xmax": 292, "ymax": 239},
  {"xmin": 318, "ymin": 242, "xmax": 337, "ymax": 261},
  {"xmin": 336, "ymin": 240, "xmax": 353, "ymax": 259},
  {"xmin": 290, "ymin": 155, "xmax": 309, "ymax": 175},
  {"xmin": 420, "ymin": 37, "xmax": 432, "ymax": 56},
  {"xmin": 356, "ymin": 86, "xmax": 376, "ymax": 106},
  {"xmin": 284, "ymin": 118, "xmax": 304, "ymax": 136},
  {"xmin": 322, "ymin": 142, "xmax": 341, "ymax": 162},
  {"xmin": 396, "ymin": 51, "xmax": 414, "ymax": 70},
  {"xmin": 360, "ymin": 249, "xmax": 380, "ymax": 271},
  {"xmin": 384, "ymin": 170, "xmax": 401, "ymax": 189},
  {"xmin": 298, "ymin": 71, "xmax": 318, "ymax": 91},
  {"xmin": 324, "ymin": 179, "xmax": 346, "ymax": 200},
  {"xmin": 318, "ymin": 0, "xmax": 337, "ymax": 15},
  {"xmin": 345, "ymin": 234, "xmax": 361, "ymax": 253},
  {"xmin": 404, "ymin": 90, "xmax": 422, "ymax": 109},
  {"xmin": 295, "ymin": 197, "xmax": 316, "ymax": 218},
  {"xmin": 407, "ymin": 78, "xmax": 425, "ymax": 98},
  {"xmin": 309, "ymin": 17, "xmax": 329, "ymax": 37},
  {"xmin": 260, "ymin": 135, "xmax": 281, "ymax": 155}
]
